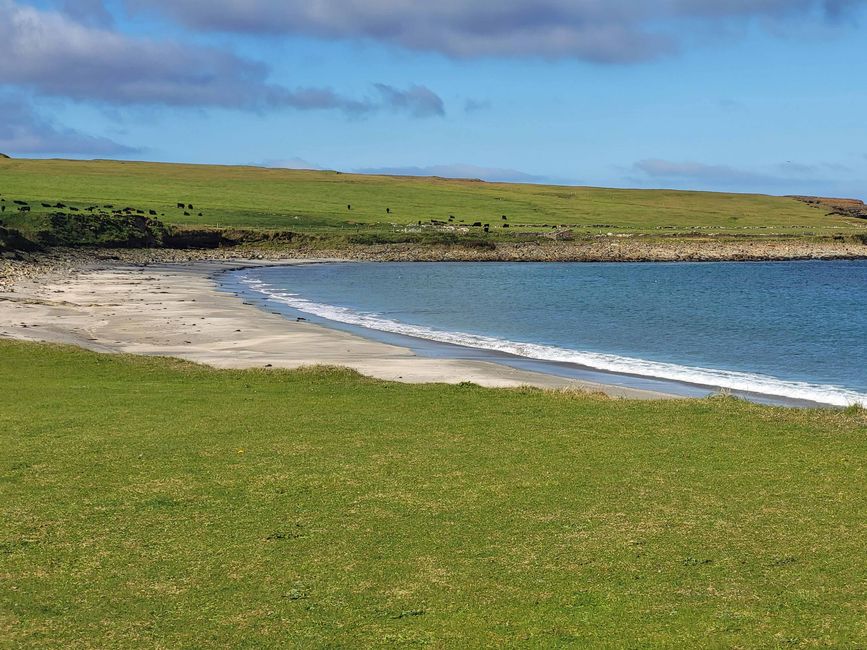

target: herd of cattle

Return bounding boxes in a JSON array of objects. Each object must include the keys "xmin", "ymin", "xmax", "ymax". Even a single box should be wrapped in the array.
[
  {"xmin": 1, "ymin": 193, "xmax": 573, "ymax": 234},
  {"xmin": 0, "ymin": 195, "xmax": 204, "ymax": 220}
]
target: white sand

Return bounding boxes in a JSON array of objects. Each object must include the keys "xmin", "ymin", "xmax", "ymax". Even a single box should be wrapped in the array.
[{"xmin": 0, "ymin": 259, "xmax": 678, "ymax": 399}]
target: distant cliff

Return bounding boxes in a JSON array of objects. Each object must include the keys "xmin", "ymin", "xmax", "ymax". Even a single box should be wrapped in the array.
[{"xmin": 790, "ymin": 195, "xmax": 867, "ymax": 219}]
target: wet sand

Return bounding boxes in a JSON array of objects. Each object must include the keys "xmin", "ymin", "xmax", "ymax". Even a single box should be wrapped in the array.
[{"xmin": 0, "ymin": 259, "xmax": 678, "ymax": 399}]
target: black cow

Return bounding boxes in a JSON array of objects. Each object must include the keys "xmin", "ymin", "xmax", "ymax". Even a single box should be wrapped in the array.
[
  {"xmin": 55, "ymin": 203, "xmax": 66, "ymax": 209},
  {"xmin": 347, "ymin": 204, "xmax": 351, "ymax": 210},
  {"xmin": 41, "ymin": 203, "xmax": 52, "ymax": 208},
  {"xmin": 19, "ymin": 206, "xmax": 30, "ymax": 213},
  {"xmin": 149, "ymin": 210, "xmax": 157, "ymax": 216},
  {"xmin": 386, "ymin": 208, "xmax": 391, "ymax": 214},
  {"xmin": 472, "ymin": 221, "xmax": 482, "ymax": 227},
  {"xmin": 502, "ymin": 215, "xmax": 508, "ymax": 220},
  {"xmin": 13, "ymin": 200, "xmax": 27, "ymax": 206},
  {"xmin": 187, "ymin": 204, "xmax": 193, "ymax": 210},
  {"xmin": 177, "ymin": 203, "xmax": 185, "ymax": 209},
  {"xmin": 184, "ymin": 211, "xmax": 191, "ymax": 216},
  {"xmin": 69, "ymin": 207, "xmax": 79, "ymax": 211}
]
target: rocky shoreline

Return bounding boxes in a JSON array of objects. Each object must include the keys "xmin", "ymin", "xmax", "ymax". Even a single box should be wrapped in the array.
[{"xmin": 2, "ymin": 237, "xmax": 866, "ymax": 290}]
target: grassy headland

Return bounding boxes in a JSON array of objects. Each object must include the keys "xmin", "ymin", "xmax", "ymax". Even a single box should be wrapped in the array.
[
  {"xmin": 1, "ymin": 158, "xmax": 865, "ymax": 257},
  {"xmin": 1, "ymin": 340, "xmax": 865, "ymax": 647}
]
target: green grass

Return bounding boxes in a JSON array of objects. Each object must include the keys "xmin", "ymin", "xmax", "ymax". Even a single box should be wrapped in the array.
[
  {"xmin": 1, "ymin": 158, "xmax": 863, "ymax": 239},
  {"xmin": 2, "ymin": 340, "xmax": 865, "ymax": 647}
]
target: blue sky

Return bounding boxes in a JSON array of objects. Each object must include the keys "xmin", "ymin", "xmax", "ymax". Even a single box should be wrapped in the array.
[{"xmin": 1, "ymin": 0, "xmax": 865, "ymax": 197}]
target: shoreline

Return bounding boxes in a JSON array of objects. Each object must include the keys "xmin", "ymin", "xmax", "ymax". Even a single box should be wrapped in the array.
[
  {"xmin": 0, "ymin": 258, "xmax": 679, "ymax": 400},
  {"xmin": 2, "ymin": 235, "xmax": 867, "ymax": 289},
  {"xmin": 222, "ymin": 262, "xmax": 846, "ymax": 408}
]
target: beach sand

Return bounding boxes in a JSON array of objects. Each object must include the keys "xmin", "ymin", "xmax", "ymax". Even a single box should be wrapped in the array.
[{"xmin": 0, "ymin": 259, "xmax": 677, "ymax": 400}]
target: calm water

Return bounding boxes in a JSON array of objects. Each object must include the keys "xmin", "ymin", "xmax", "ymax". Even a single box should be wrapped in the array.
[{"xmin": 227, "ymin": 261, "xmax": 867, "ymax": 406}]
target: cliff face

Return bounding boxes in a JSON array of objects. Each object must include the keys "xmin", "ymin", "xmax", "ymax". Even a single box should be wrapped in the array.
[{"xmin": 790, "ymin": 195, "xmax": 867, "ymax": 219}]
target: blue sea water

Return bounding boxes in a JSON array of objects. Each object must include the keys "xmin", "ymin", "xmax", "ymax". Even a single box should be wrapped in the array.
[{"xmin": 225, "ymin": 261, "xmax": 867, "ymax": 407}]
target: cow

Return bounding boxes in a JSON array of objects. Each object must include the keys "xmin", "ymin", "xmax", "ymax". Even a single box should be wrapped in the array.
[
  {"xmin": 177, "ymin": 203, "xmax": 185, "ymax": 209},
  {"xmin": 502, "ymin": 215, "xmax": 508, "ymax": 220},
  {"xmin": 41, "ymin": 203, "xmax": 52, "ymax": 208},
  {"xmin": 13, "ymin": 200, "xmax": 27, "ymax": 206},
  {"xmin": 149, "ymin": 210, "xmax": 157, "ymax": 216},
  {"xmin": 187, "ymin": 204, "xmax": 194, "ymax": 210},
  {"xmin": 19, "ymin": 206, "xmax": 30, "ymax": 213},
  {"xmin": 347, "ymin": 204, "xmax": 352, "ymax": 210}
]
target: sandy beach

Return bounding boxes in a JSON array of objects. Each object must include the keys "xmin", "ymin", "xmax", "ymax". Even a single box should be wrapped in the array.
[{"xmin": 0, "ymin": 259, "xmax": 676, "ymax": 399}]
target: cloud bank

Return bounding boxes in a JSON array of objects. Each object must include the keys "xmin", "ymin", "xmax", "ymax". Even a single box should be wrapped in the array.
[
  {"xmin": 0, "ymin": 1, "xmax": 444, "ymax": 116},
  {"xmin": 125, "ymin": 0, "xmax": 866, "ymax": 63}
]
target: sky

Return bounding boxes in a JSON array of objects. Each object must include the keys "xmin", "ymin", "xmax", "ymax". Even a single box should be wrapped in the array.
[{"xmin": 1, "ymin": 0, "xmax": 865, "ymax": 197}]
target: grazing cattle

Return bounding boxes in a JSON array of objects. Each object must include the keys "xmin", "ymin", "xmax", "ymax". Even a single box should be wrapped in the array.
[
  {"xmin": 386, "ymin": 208, "xmax": 391, "ymax": 214},
  {"xmin": 41, "ymin": 203, "xmax": 52, "ymax": 208},
  {"xmin": 483, "ymin": 224, "xmax": 489, "ymax": 233},
  {"xmin": 13, "ymin": 200, "xmax": 27, "ymax": 206},
  {"xmin": 136, "ymin": 210, "xmax": 144, "ymax": 214},
  {"xmin": 187, "ymin": 204, "xmax": 193, "ymax": 210},
  {"xmin": 197, "ymin": 212, "xmax": 203, "ymax": 217},
  {"xmin": 86, "ymin": 207, "xmax": 95, "ymax": 212},
  {"xmin": 149, "ymin": 210, "xmax": 157, "ymax": 216},
  {"xmin": 69, "ymin": 207, "xmax": 79, "ymax": 211},
  {"xmin": 184, "ymin": 211, "xmax": 191, "ymax": 216},
  {"xmin": 347, "ymin": 204, "xmax": 351, "ymax": 210},
  {"xmin": 472, "ymin": 221, "xmax": 482, "ymax": 227},
  {"xmin": 503, "ymin": 224, "xmax": 509, "ymax": 228},
  {"xmin": 19, "ymin": 206, "xmax": 30, "ymax": 213},
  {"xmin": 502, "ymin": 215, "xmax": 508, "ymax": 220},
  {"xmin": 55, "ymin": 203, "xmax": 65, "ymax": 209},
  {"xmin": 177, "ymin": 203, "xmax": 185, "ymax": 209}
]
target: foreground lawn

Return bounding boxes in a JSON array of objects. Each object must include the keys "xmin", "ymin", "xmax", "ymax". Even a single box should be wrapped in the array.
[
  {"xmin": 1, "ymin": 341, "xmax": 865, "ymax": 647},
  {"xmin": 0, "ymin": 158, "xmax": 858, "ymax": 237}
]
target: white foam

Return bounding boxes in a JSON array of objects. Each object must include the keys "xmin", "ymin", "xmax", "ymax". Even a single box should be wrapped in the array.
[{"xmin": 239, "ymin": 275, "xmax": 867, "ymax": 408}]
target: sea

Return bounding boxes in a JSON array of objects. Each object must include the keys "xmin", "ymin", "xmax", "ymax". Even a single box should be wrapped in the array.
[{"xmin": 221, "ymin": 260, "xmax": 867, "ymax": 407}]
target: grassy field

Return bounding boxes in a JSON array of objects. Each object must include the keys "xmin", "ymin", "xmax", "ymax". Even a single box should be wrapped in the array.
[
  {"xmin": 1, "ymin": 158, "xmax": 863, "ymax": 239},
  {"xmin": 1, "ymin": 340, "xmax": 865, "ymax": 647}
]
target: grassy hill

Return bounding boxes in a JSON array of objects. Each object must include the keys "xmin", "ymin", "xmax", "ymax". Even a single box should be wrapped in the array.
[
  {"xmin": 1, "ymin": 158, "xmax": 862, "ymax": 242},
  {"xmin": 1, "ymin": 340, "xmax": 865, "ymax": 646}
]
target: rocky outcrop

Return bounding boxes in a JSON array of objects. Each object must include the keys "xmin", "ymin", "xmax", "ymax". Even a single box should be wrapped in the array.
[{"xmin": 790, "ymin": 195, "xmax": 867, "ymax": 219}]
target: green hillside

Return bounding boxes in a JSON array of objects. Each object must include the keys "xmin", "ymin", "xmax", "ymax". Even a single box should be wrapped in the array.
[{"xmin": 1, "ymin": 158, "xmax": 861, "ymax": 238}]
